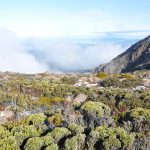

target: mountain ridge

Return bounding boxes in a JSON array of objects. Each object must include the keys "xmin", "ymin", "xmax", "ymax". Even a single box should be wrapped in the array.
[{"xmin": 95, "ymin": 35, "xmax": 150, "ymax": 73}]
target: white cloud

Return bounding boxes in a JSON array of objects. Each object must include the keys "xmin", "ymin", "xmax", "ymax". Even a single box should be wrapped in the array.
[
  {"xmin": 0, "ymin": 28, "xmax": 48, "ymax": 73},
  {"xmin": 0, "ymin": 28, "xmax": 143, "ymax": 73},
  {"xmin": 30, "ymin": 38, "xmax": 127, "ymax": 72}
]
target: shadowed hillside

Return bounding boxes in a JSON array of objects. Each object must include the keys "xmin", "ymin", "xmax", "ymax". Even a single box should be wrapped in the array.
[{"xmin": 95, "ymin": 36, "xmax": 150, "ymax": 74}]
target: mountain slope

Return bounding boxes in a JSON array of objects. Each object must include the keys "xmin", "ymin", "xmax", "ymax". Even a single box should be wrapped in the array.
[{"xmin": 95, "ymin": 36, "xmax": 150, "ymax": 74}]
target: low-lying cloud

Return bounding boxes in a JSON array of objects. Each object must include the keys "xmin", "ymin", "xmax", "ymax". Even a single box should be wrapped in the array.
[
  {"xmin": 25, "ymin": 37, "xmax": 128, "ymax": 72},
  {"xmin": 0, "ymin": 28, "xmax": 141, "ymax": 73},
  {"xmin": 0, "ymin": 29, "xmax": 48, "ymax": 73}
]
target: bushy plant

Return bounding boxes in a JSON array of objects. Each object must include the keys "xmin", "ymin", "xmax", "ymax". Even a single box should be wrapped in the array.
[
  {"xmin": 11, "ymin": 125, "xmax": 40, "ymax": 146},
  {"xmin": 65, "ymin": 133, "xmax": 85, "ymax": 150},
  {"xmin": 45, "ymin": 144, "xmax": 59, "ymax": 150},
  {"xmin": 68, "ymin": 123, "xmax": 84, "ymax": 134},
  {"xmin": 130, "ymin": 107, "xmax": 150, "ymax": 120},
  {"xmin": 81, "ymin": 101, "xmax": 111, "ymax": 117},
  {"xmin": 47, "ymin": 113, "xmax": 63, "ymax": 126},
  {"xmin": 48, "ymin": 127, "xmax": 71, "ymax": 142},
  {"xmin": 60, "ymin": 76, "xmax": 77, "ymax": 85},
  {"xmin": 95, "ymin": 126, "xmax": 135, "ymax": 149},
  {"xmin": 23, "ymin": 113, "xmax": 47, "ymax": 126},
  {"xmin": 25, "ymin": 135, "xmax": 58, "ymax": 150},
  {"xmin": 86, "ymin": 130, "xmax": 99, "ymax": 150},
  {"xmin": 97, "ymin": 72, "xmax": 109, "ymax": 79},
  {"xmin": 0, "ymin": 136, "xmax": 20, "ymax": 150},
  {"xmin": 24, "ymin": 137, "xmax": 43, "ymax": 150}
]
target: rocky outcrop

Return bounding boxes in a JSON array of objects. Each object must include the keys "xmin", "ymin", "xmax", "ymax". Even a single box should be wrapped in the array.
[
  {"xmin": 0, "ymin": 111, "xmax": 15, "ymax": 124},
  {"xmin": 143, "ymin": 79, "xmax": 150, "ymax": 88},
  {"xmin": 95, "ymin": 36, "xmax": 150, "ymax": 74},
  {"xmin": 73, "ymin": 93, "xmax": 87, "ymax": 103}
]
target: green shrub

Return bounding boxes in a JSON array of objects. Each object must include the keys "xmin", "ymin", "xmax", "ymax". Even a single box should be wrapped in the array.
[
  {"xmin": 47, "ymin": 113, "xmax": 63, "ymax": 126},
  {"xmin": 72, "ymin": 101, "xmax": 81, "ymax": 108},
  {"xmin": 60, "ymin": 76, "xmax": 77, "ymax": 85},
  {"xmin": 36, "ymin": 97, "xmax": 64, "ymax": 107},
  {"xmin": 65, "ymin": 133, "xmax": 85, "ymax": 150},
  {"xmin": 0, "ymin": 136, "xmax": 20, "ymax": 150},
  {"xmin": 81, "ymin": 101, "xmax": 111, "ymax": 117},
  {"xmin": 24, "ymin": 113, "xmax": 47, "ymax": 126},
  {"xmin": 100, "ymin": 75, "xmax": 142, "ymax": 88},
  {"xmin": 24, "ymin": 137, "xmax": 43, "ymax": 150},
  {"xmin": 95, "ymin": 126, "xmax": 135, "ymax": 149},
  {"xmin": 87, "ymin": 130, "xmax": 99, "ymax": 150},
  {"xmin": 0, "ymin": 125, "xmax": 12, "ymax": 139},
  {"xmin": 25, "ymin": 135, "xmax": 58, "ymax": 150},
  {"xmin": 11, "ymin": 125, "xmax": 40, "ymax": 146},
  {"xmin": 45, "ymin": 144, "xmax": 59, "ymax": 150},
  {"xmin": 68, "ymin": 123, "xmax": 84, "ymax": 134},
  {"xmin": 130, "ymin": 107, "xmax": 150, "ymax": 120},
  {"xmin": 97, "ymin": 72, "xmax": 109, "ymax": 79},
  {"xmin": 48, "ymin": 127, "xmax": 71, "ymax": 142}
]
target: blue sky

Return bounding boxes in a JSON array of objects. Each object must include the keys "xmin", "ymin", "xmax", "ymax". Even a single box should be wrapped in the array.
[
  {"xmin": 0, "ymin": 0, "xmax": 150, "ymax": 37},
  {"xmin": 0, "ymin": 0, "xmax": 150, "ymax": 73}
]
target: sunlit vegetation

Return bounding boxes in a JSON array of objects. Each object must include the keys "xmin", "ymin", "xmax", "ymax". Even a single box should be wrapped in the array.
[
  {"xmin": 0, "ymin": 71, "xmax": 149, "ymax": 149},
  {"xmin": 81, "ymin": 101, "xmax": 111, "ymax": 117},
  {"xmin": 96, "ymin": 72, "xmax": 109, "ymax": 79},
  {"xmin": 99, "ymin": 73, "xmax": 143, "ymax": 88}
]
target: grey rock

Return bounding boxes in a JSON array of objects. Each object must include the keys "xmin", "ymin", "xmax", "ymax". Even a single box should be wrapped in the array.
[
  {"xmin": 0, "ymin": 111, "xmax": 15, "ymax": 124},
  {"xmin": 73, "ymin": 93, "xmax": 87, "ymax": 103},
  {"xmin": 143, "ymin": 79, "xmax": 150, "ymax": 87},
  {"xmin": 83, "ymin": 112, "xmax": 115, "ymax": 128}
]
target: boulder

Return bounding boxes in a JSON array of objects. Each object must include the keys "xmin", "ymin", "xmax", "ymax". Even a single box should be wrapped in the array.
[
  {"xmin": 88, "ymin": 77, "xmax": 100, "ymax": 83},
  {"xmin": 143, "ymin": 79, "xmax": 150, "ymax": 87},
  {"xmin": 73, "ymin": 93, "xmax": 87, "ymax": 103},
  {"xmin": 0, "ymin": 111, "xmax": 15, "ymax": 124},
  {"xmin": 0, "ymin": 111, "xmax": 14, "ymax": 118}
]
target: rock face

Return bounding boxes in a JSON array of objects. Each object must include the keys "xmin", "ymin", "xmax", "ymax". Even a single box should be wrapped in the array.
[{"xmin": 95, "ymin": 36, "xmax": 150, "ymax": 74}]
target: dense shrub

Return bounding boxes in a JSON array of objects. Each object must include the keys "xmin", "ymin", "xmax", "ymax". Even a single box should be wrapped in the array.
[
  {"xmin": 60, "ymin": 76, "xmax": 77, "ymax": 85},
  {"xmin": 130, "ymin": 107, "xmax": 150, "ymax": 120},
  {"xmin": 65, "ymin": 133, "xmax": 86, "ymax": 150},
  {"xmin": 0, "ymin": 71, "xmax": 149, "ymax": 149},
  {"xmin": 11, "ymin": 125, "xmax": 40, "ymax": 146},
  {"xmin": 47, "ymin": 113, "xmax": 63, "ymax": 126},
  {"xmin": 48, "ymin": 127, "xmax": 71, "ymax": 142},
  {"xmin": 68, "ymin": 123, "xmax": 84, "ymax": 134},
  {"xmin": 96, "ymin": 72, "xmax": 109, "ymax": 79},
  {"xmin": 95, "ymin": 126, "xmax": 135, "ymax": 150},
  {"xmin": 100, "ymin": 74, "xmax": 143, "ymax": 88},
  {"xmin": 81, "ymin": 101, "xmax": 111, "ymax": 117}
]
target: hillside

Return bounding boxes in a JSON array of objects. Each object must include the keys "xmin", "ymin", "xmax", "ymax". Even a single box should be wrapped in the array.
[
  {"xmin": 95, "ymin": 36, "xmax": 150, "ymax": 74},
  {"xmin": 0, "ymin": 71, "xmax": 149, "ymax": 150}
]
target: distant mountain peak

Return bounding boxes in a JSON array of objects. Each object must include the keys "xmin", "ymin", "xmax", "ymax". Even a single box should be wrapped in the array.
[{"xmin": 95, "ymin": 35, "xmax": 150, "ymax": 74}]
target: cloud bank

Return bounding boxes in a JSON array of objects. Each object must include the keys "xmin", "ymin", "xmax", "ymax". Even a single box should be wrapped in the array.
[
  {"xmin": 0, "ymin": 29, "xmax": 48, "ymax": 73},
  {"xmin": 28, "ymin": 39, "xmax": 126, "ymax": 72},
  {"xmin": 0, "ymin": 28, "xmax": 146, "ymax": 73}
]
